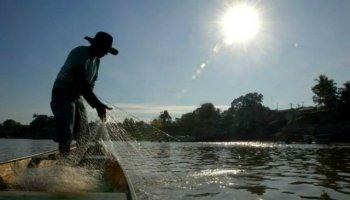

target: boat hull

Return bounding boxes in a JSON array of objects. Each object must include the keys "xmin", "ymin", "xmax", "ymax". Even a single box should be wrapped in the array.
[{"xmin": 0, "ymin": 147, "xmax": 136, "ymax": 200}]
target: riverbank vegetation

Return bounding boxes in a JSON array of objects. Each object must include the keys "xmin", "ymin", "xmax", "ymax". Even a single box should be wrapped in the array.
[{"xmin": 1, "ymin": 75, "xmax": 349, "ymax": 142}]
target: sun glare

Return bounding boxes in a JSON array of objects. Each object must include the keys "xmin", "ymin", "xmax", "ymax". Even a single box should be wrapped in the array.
[{"xmin": 220, "ymin": 4, "xmax": 261, "ymax": 45}]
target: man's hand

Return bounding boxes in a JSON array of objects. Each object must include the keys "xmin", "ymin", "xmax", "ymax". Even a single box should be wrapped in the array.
[{"xmin": 96, "ymin": 103, "xmax": 112, "ymax": 122}]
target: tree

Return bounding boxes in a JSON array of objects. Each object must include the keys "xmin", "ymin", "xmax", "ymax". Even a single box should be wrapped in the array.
[
  {"xmin": 2, "ymin": 119, "xmax": 22, "ymax": 127},
  {"xmin": 228, "ymin": 92, "xmax": 264, "ymax": 114},
  {"xmin": 0, "ymin": 119, "xmax": 24, "ymax": 138},
  {"xmin": 159, "ymin": 110, "xmax": 172, "ymax": 124},
  {"xmin": 339, "ymin": 81, "xmax": 350, "ymax": 106},
  {"xmin": 192, "ymin": 103, "xmax": 221, "ymax": 140},
  {"xmin": 150, "ymin": 118, "xmax": 163, "ymax": 130},
  {"xmin": 29, "ymin": 114, "xmax": 54, "ymax": 130},
  {"xmin": 29, "ymin": 114, "xmax": 55, "ymax": 139},
  {"xmin": 177, "ymin": 112, "xmax": 195, "ymax": 136},
  {"xmin": 312, "ymin": 75, "xmax": 338, "ymax": 109},
  {"xmin": 170, "ymin": 103, "xmax": 221, "ymax": 140},
  {"xmin": 223, "ymin": 92, "xmax": 270, "ymax": 140},
  {"xmin": 339, "ymin": 81, "xmax": 350, "ymax": 118},
  {"xmin": 150, "ymin": 110, "xmax": 172, "ymax": 133},
  {"xmin": 122, "ymin": 118, "xmax": 136, "ymax": 127}
]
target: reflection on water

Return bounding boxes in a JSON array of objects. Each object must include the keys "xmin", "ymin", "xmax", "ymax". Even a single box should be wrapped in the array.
[
  {"xmin": 139, "ymin": 142, "xmax": 350, "ymax": 200},
  {"xmin": 0, "ymin": 139, "xmax": 56, "ymax": 162},
  {"xmin": 1, "ymin": 140, "xmax": 350, "ymax": 199}
]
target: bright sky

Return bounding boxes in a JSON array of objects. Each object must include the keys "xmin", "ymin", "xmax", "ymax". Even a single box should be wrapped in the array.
[{"xmin": 1, "ymin": 0, "xmax": 350, "ymax": 124}]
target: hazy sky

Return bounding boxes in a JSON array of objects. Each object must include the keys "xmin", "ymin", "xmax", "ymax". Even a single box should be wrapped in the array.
[{"xmin": 1, "ymin": 0, "xmax": 350, "ymax": 124}]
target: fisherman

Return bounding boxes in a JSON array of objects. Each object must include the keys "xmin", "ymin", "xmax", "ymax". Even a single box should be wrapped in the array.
[{"xmin": 51, "ymin": 32, "xmax": 118, "ymax": 156}]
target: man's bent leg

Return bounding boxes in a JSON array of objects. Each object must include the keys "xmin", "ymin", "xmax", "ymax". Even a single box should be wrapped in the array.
[{"xmin": 51, "ymin": 88, "xmax": 76, "ymax": 156}]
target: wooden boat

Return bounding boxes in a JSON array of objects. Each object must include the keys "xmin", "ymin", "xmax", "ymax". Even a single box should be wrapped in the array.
[{"xmin": 0, "ymin": 145, "xmax": 136, "ymax": 200}]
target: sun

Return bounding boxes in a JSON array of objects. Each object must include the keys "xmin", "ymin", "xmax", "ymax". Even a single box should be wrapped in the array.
[{"xmin": 220, "ymin": 4, "xmax": 261, "ymax": 45}]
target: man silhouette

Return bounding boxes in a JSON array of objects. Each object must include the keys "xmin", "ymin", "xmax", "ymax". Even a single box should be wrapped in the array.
[{"xmin": 51, "ymin": 32, "xmax": 118, "ymax": 155}]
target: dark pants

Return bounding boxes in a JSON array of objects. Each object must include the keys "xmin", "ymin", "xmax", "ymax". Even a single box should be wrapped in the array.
[{"xmin": 50, "ymin": 88, "xmax": 90, "ymax": 152}]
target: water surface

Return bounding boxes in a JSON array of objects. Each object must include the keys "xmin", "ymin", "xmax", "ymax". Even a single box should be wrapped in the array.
[
  {"xmin": 0, "ymin": 139, "xmax": 56, "ymax": 162},
  {"xmin": 1, "ymin": 140, "xmax": 350, "ymax": 199},
  {"xmin": 133, "ymin": 142, "xmax": 350, "ymax": 200}
]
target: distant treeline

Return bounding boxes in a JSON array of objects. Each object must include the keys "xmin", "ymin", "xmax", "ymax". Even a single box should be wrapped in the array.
[
  {"xmin": 0, "ymin": 114, "xmax": 55, "ymax": 139},
  {"xmin": 1, "ymin": 75, "xmax": 349, "ymax": 142}
]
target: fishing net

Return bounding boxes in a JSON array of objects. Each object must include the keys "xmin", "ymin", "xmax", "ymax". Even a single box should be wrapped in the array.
[
  {"xmin": 14, "ymin": 102, "xmax": 183, "ymax": 199},
  {"xmin": 93, "ymin": 104, "xmax": 184, "ymax": 199}
]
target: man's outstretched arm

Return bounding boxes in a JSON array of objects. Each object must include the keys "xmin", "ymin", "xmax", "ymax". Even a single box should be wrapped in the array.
[
  {"xmin": 71, "ymin": 65, "xmax": 111, "ymax": 120},
  {"xmin": 71, "ymin": 64, "xmax": 101, "ymax": 108}
]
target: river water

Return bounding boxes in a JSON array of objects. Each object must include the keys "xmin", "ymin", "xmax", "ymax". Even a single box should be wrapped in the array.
[{"xmin": 1, "ymin": 139, "xmax": 350, "ymax": 199}]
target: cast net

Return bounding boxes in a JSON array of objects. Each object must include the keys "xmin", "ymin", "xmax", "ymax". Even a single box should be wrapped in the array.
[
  {"xmin": 93, "ymin": 104, "xmax": 184, "ymax": 199},
  {"xmin": 14, "ymin": 102, "xmax": 184, "ymax": 199}
]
